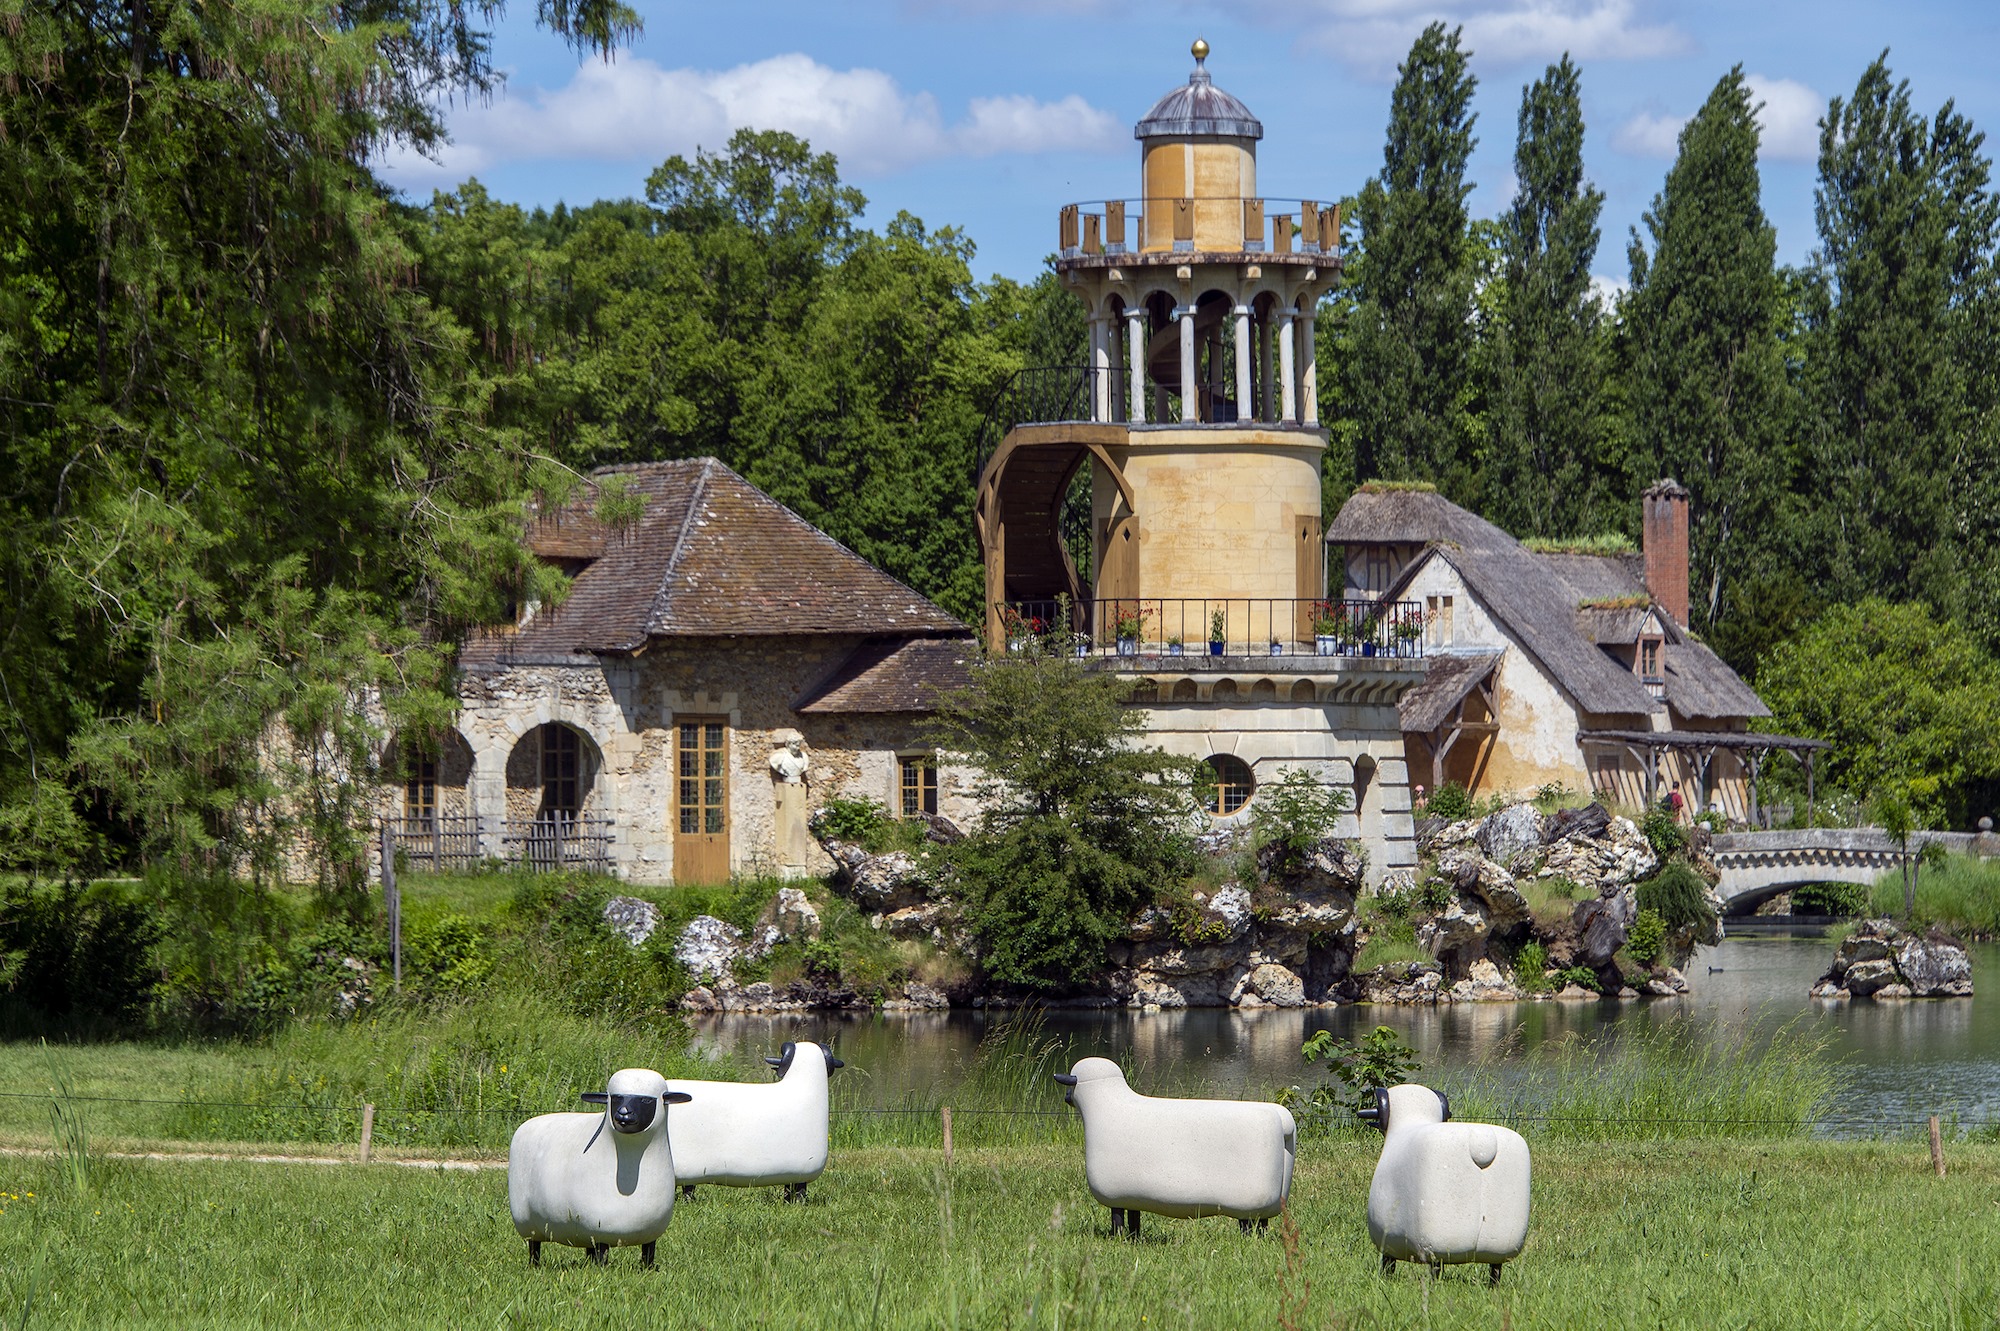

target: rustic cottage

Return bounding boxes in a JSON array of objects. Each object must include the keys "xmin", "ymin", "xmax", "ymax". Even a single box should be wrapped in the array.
[{"xmin": 378, "ymin": 458, "xmax": 976, "ymax": 884}]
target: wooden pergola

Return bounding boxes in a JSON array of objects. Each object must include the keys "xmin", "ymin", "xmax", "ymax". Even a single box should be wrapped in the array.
[{"xmin": 1576, "ymin": 729, "xmax": 1831, "ymax": 825}]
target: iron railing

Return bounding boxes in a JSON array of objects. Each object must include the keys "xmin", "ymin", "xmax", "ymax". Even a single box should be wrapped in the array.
[
  {"xmin": 385, "ymin": 814, "xmax": 484, "ymax": 872},
  {"xmin": 974, "ymin": 364, "xmax": 1101, "ymax": 480},
  {"xmin": 501, "ymin": 814, "xmax": 616, "ymax": 874},
  {"xmin": 995, "ymin": 598, "xmax": 1426, "ymax": 661},
  {"xmin": 1058, "ymin": 197, "xmax": 1343, "ymax": 258}
]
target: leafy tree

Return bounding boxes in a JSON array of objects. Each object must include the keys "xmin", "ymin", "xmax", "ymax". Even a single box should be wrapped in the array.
[
  {"xmin": 1483, "ymin": 56, "xmax": 1611, "ymax": 539},
  {"xmin": 1621, "ymin": 68, "xmax": 1793, "ymax": 638},
  {"xmin": 1338, "ymin": 23, "xmax": 1481, "ymax": 497},
  {"xmin": 1757, "ymin": 599, "xmax": 2000, "ymax": 827},
  {"xmin": 1803, "ymin": 55, "xmax": 2000, "ymax": 629},
  {"xmin": 932, "ymin": 644, "xmax": 1202, "ymax": 989}
]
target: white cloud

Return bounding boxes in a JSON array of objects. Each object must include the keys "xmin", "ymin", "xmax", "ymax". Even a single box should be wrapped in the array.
[
  {"xmin": 1610, "ymin": 73, "xmax": 1824, "ymax": 163},
  {"xmin": 1744, "ymin": 75, "xmax": 1823, "ymax": 162},
  {"xmin": 1300, "ymin": 0, "xmax": 1692, "ymax": 78},
  {"xmin": 1589, "ymin": 272, "xmax": 1629, "ymax": 308},
  {"xmin": 377, "ymin": 53, "xmax": 1123, "ymax": 191},
  {"xmin": 1611, "ymin": 109, "xmax": 1685, "ymax": 158}
]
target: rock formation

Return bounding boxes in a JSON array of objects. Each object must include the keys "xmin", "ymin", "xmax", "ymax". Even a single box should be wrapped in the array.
[{"xmin": 1811, "ymin": 919, "xmax": 1973, "ymax": 998}]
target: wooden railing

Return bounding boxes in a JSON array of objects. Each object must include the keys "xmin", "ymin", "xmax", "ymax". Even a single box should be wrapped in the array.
[
  {"xmin": 384, "ymin": 814, "xmax": 484, "ymax": 872},
  {"xmin": 501, "ymin": 814, "xmax": 616, "ymax": 874}
]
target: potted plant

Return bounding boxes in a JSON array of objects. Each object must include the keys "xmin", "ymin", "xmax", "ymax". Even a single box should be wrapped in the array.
[
  {"xmin": 1311, "ymin": 600, "xmax": 1342, "ymax": 656},
  {"xmin": 999, "ymin": 605, "xmax": 1044, "ymax": 652},
  {"xmin": 1208, "ymin": 608, "xmax": 1227, "ymax": 657},
  {"xmin": 1268, "ymin": 636, "xmax": 1284, "ymax": 657},
  {"xmin": 1357, "ymin": 611, "xmax": 1380, "ymax": 657},
  {"xmin": 1166, "ymin": 633, "xmax": 1185, "ymax": 657},
  {"xmin": 1112, "ymin": 603, "xmax": 1148, "ymax": 657},
  {"xmin": 1393, "ymin": 609, "xmax": 1424, "ymax": 656}
]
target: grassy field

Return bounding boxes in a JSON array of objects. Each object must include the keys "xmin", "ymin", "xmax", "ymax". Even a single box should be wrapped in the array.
[{"xmin": 0, "ymin": 1136, "xmax": 1993, "ymax": 1329}]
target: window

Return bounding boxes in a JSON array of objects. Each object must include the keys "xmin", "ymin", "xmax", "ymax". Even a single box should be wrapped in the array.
[
  {"xmin": 405, "ymin": 755, "xmax": 437, "ymax": 829},
  {"xmin": 1202, "ymin": 754, "xmax": 1256, "ymax": 817},
  {"xmin": 678, "ymin": 720, "xmax": 727, "ymax": 836},
  {"xmin": 1639, "ymin": 637, "xmax": 1663, "ymax": 680},
  {"xmin": 541, "ymin": 726, "xmax": 581, "ymax": 818},
  {"xmin": 900, "ymin": 755, "xmax": 939, "ymax": 817},
  {"xmin": 1426, "ymin": 594, "xmax": 1454, "ymax": 648},
  {"xmin": 1364, "ymin": 546, "xmax": 1397, "ymax": 594}
]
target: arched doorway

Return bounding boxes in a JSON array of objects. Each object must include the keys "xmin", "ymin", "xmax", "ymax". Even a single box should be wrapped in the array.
[
  {"xmin": 385, "ymin": 729, "xmax": 476, "ymax": 870},
  {"xmin": 504, "ymin": 722, "xmax": 608, "ymax": 871}
]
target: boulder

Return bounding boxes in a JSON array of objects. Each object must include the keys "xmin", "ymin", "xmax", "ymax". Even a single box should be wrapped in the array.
[
  {"xmin": 1842, "ymin": 958, "xmax": 1897, "ymax": 997},
  {"xmin": 745, "ymin": 887, "xmax": 820, "ymax": 959},
  {"xmin": 873, "ymin": 902, "xmax": 952, "ymax": 944},
  {"xmin": 1417, "ymin": 896, "xmax": 1492, "ymax": 964},
  {"xmin": 674, "ymin": 915, "xmax": 743, "ymax": 982},
  {"xmin": 1258, "ymin": 836, "xmax": 1367, "ymax": 896},
  {"xmin": 1462, "ymin": 861, "xmax": 1531, "ymax": 931},
  {"xmin": 902, "ymin": 981, "xmax": 951, "ymax": 1009},
  {"xmin": 823, "ymin": 841, "xmax": 934, "ymax": 912},
  {"xmin": 602, "ymin": 895, "xmax": 662, "ymax": 947},
  {"xmin": 1541, "ymin": 815, "xmax": 1658, "ymax": 889},
  {"xmin": 1347, "ymin": 961, "xmax": 1445, "ymax": 1005},
  {"xmin": 1554, "ymin": 983, "xmax": 1597, "ymax": 1001},
  {"xmin": 1205, "ymin": 884, "xmax": 1255, "ymax": 940},
  {"xmin": 1897, "ymin": 935, "xmax": 1974, "ymax": 997},
  {"xmin": 1542, "ymin": 802, "xmax": 1612, "ymax": 844},
  {"xmin": 1451, "ymin": 958, "xmax": 1520, "ymax": 1002},
  {"xmin": 1240, "ymin": 962, "xmax": 1306, "ymax": 1008},
  {"xmin": 1476, "ymin": 804, "xmax": 1546, "ymax": 871},
  {"xmin": 1572, "ymin": 882, "xmax": 1638, "ymax": 969}
]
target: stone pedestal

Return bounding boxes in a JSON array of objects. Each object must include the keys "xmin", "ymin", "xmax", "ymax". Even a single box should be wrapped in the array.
[{"xmin": 774, "ymin": 781, "xmax": 810, "ymax": 879}]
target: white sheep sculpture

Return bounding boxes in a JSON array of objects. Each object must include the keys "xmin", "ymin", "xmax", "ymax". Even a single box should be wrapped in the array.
[
  {"xmin": 1359, "ymin": 1083, "xmax": 1531, "ymax": 1285},
  {"xmin": 667, "ymin": 1040, "xmax": 843, "ymax": 1203},
  {"xmin": 508, "ymin": 1067, "xmax": 693, "ymax": 1267},
  {"xmin": 1054, "ymin": 1056, "xmax": 1296, "ymax": 1238}
]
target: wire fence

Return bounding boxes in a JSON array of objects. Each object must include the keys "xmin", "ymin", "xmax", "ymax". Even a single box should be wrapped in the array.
[{"xmin": 0, "ymin": 1089, "xmax": 1988, "ymax": 1143}]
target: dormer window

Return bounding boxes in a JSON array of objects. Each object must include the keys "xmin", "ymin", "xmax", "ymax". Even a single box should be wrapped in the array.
[{"xmin": 1638, "ymin": 635, "xmax": 1665, "ymax": 697}]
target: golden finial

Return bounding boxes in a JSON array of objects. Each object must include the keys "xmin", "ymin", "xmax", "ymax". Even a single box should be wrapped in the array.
[{"xmin": 1191, "ymin": 38, "xmax": 1209, "ymax": 63}]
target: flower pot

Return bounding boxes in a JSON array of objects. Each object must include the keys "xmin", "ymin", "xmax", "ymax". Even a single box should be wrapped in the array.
[
  {"xmin": 1268, "ymin": 641, "xmax": 1284, "ymax": 657},
  {"xmin": 1008, "ymin": 637, "xmax": 1026, "ymax": 654},
  {"xmin": 1208, "ymin": 640, "xmax": 1225, "ymax": 657},
  {"xmin": 1074, "ymin": 640, "xmax": 1091, "ymax": 658},
  {"xmin": 1315, "ymin": 634, "xmax": 1338, "ymax": 656},
  {"xmin": 1117, "ymin": 636, "xmax": 1139, "ymax": 657},
  {"xmin": 1362, "ymin": 642, "xmax": 1377, "ymax": 658},
  {"xmin": 1166, "ymin": 642, "xmax": 1185, "ymax": 657}
]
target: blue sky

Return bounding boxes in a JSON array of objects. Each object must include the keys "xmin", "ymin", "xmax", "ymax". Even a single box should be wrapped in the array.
[{"xmin": 379, "ymin": 1, "xmax": 2000, "ymax": 292}]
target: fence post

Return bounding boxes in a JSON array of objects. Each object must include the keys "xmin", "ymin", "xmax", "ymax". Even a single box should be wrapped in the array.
[
  {"xmin": 942, "ymin": 1105, "xmax": 953, "ymax": 1166},
  {"xmin": 379, "ymin": 822, "xmax": 401, "ymax": 991},
  {"xmin": 360, "ymin": 1103, "xmax": 376, "ymax": 1163},
  {"xmin": 1929, "ymin": 1115, "xmax": 1945, "ymax": 1177}
]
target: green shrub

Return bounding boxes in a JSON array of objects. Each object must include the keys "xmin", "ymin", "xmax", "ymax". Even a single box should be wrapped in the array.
[
  {"xmin": 813, "ymin": 797, "xmax": 926, "ymax": 854},
  {"xmin": 1553, "ymin": 965, "xmax": 1600, "ymax": 992},
  {"xmin": 1637, "ymin": 862, "xmax": 1717, "ymax": 934},
  {"xmin": 0, "ymin": 878, "xmax": 161, "ymax": 1028},
  {"xmin": 1514, "ymin": 940, "xmax": 1551, "ymax": 992},
  {"xmin": 1625, "ymin": 909, "xmax": 1667, "ymax": 966},
  {"xmin": 1283, "ymin": 1025, "xmax": 1421, "ymax": 1131},
  {"xmin": 1250, "ymin": 768, "xmax": 1351, "ymax": 868},
  {"xmin": 405, "ymin": 913, "xmax": 492, "ymax": 993},
  {"xmin": 1640, "ymin": 805, "xmax": 1690, "ymax": 861},
  {"xmin": 1422, "ymin": 780, "xmax": 1474, "ymax": 822},
  {"xmin": 1792, "ymin": 881, "xmax": 1869, "ymax": 917}
]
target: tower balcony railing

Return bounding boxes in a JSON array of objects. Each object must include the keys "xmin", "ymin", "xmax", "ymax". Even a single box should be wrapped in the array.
[
  {"xmin": 1058, "ymin": 197, "xmax": 1343, "ymax": 259},
  {"xmin": 994, "ymin": 597, "xmax": 1425, "ymax": 662}
]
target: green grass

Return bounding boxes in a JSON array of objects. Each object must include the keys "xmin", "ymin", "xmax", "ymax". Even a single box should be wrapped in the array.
[
  {"xmin": 0, "ymin": 1137, "xmax": 1993, "ymax": 1328},
  {"xmin": 1870, "ymin": 852, "xmax": 2000, "ymax": 938}
]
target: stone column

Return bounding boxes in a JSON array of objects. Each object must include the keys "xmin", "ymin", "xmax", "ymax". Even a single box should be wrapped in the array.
[
  {"xmin": 1177, "ymin": 304, "xmax": 1197, "ymax": 422},
  {"xmin": 1255, "ymin": 314, "xmax": 1271, "ymax": 422},
  {"xmin": 1278, "ymin": 311, "xmax": 1297, "ymax": 424},
  {"xmin": 1088, "ymin": 314, "xmax": 1111, "ymax": 422},
  {"xmin": 1233, "ymin": 304, "xmax": 1253, "ymax": 421},
  {"xmin": 769, "ymin": 730, "xmax": 812, "ymax": 879},
  {"xmin": 1126, "ymin": 307, "xmax": 1148, "ymax": 424},
  {"xmin": 1300, "ymin": 308, "xmax": 1319, "ymax": 426}
]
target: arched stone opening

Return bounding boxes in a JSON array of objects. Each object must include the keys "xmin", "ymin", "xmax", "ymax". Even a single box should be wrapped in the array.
[
  {"xmin": 1290, "ymin": 679, "xmax": 1316, "ymax": 702},
  {"xmin": 1249, "ymin": 678, "xmax": 1278, "ymax": 702},
  {"xmin": 1170, "ymin": 678, "xmax": 1199, "ymax": 702},
  {"xmin": 385, "ymin": 728, "xmax": 474, "ymax": 827},
  {"xmin": 1353, "ymin": 755, "xmax": 1383, "ymax": 885},
  {"xmin": 505, "ymin": 721, "xmax": 603, "ymax": 824}
]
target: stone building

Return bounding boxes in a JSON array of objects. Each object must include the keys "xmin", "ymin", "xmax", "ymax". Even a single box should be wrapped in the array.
[
  {"xmin": 1328, "ymin": 481, "xmax": 1824, "ymax": 823},
  {"xmin": 977, "ymin": 42, "xmax": 1423, "ymax": 884},
  {"xmin": 380, "ymin": 458, "xmax": 976, "ymax": 884}
]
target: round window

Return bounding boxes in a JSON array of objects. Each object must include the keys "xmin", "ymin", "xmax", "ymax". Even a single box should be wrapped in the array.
[{"xmin": 1202, "ymin": 755, "xmax": 1255, "ymax": 817}]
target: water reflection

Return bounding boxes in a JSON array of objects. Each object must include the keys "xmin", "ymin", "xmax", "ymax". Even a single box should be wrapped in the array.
[{"xmin": 687, "ymin": 937, "xmax": 1999, "ymax": 1126}]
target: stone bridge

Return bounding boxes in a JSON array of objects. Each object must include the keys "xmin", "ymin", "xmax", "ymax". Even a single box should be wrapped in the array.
[{"xmin": 1710, "ymin": 829, "xmax": 1997, "ymax": 914}]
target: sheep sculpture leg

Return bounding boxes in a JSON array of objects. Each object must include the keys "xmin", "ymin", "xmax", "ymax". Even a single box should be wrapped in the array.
[
  {"xmin": 1489, "ymin": 1263, "xmax": 1502, "ymax": 1287},
  {"xmin": 642, "ymin": 1242, "xmax": 657, "ymax": 1269},
  {"xmin": 1379, "ymin": 1255, "xmax": 1394, "ymax": 1275},
  {"xmin": 589, "ymin": 1244, "xmax": 608, "ymax": 1266},
  {"xmin": 784, "ymin": 1182, "xmax": 808, "ymax": 1203},
  {"xmin": 680, "ymin": 1185, "xmax": 696, "ymax": 1202},
  {"xmin": 528, "ymin": 1241, "xmax": 541, "ymax": 1267},
  {"xmin": 1109, "ymin": 1208, "xmax": 1141, "ymax": 1239}
]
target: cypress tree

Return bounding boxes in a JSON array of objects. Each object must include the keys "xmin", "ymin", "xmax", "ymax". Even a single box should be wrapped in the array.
[
  {"xmin": 1339, "ymin": 23, "xmax": 1479, "ymax": 495},
  {"xmin": 1806, "ymin": 54, "xmax": 2000, "ymax": 627},
  {"xmin": 1485, "ymin": 56, "xmax": 1609, "ymax": 539},
  {"xmin": 1622, "ymin": 68, "xmax": 1791, "ymax": 638}
]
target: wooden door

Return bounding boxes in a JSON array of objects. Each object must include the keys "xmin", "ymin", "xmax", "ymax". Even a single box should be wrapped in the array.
[{"xmin": 675, "ymin": 718, "xmax": 730, "ymax": 885}]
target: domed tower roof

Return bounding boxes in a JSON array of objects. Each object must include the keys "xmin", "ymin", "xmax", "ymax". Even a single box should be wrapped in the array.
[{"xmin": 1134, "ymin": 40, "xmax": 1263, "ymax": 141}]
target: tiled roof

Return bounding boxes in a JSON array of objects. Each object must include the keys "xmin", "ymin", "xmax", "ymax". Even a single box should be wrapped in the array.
[
  {"xmin": 794, "ymin": 637, "xmax": 976, "ymax": 714},
  {"xmin": 464, "ymin": 459, "xmax": 965, "ymax": 665},
  {"xmin": 1399, "ymin": 651, "xmax": 1504, "ymax": 733}
]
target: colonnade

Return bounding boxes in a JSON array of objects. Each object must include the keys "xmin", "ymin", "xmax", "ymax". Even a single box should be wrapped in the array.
[{"xmin": 1084, "ymin": 296, "xmax": 1317, "ymax": 428}]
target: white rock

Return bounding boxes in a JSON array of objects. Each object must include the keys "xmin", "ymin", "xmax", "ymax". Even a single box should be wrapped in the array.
[
  {"xmin": 603, "ymin": 895, "xmax": 662, "ymax": 947},
  {"xmin": 674, "ymin": 915, "xmax": 743, "ymax": 982}
]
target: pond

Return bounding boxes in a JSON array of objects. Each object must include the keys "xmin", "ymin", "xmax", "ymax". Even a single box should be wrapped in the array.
[{"xmin": 687, "ymin": 934, "xmax": 2000, "ymax": 1133}]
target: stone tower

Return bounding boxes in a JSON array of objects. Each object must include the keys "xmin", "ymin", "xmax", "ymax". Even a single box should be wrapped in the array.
[{"xmin": 979, "ymin": 41, "xmax": 1341, "ymax": 649}]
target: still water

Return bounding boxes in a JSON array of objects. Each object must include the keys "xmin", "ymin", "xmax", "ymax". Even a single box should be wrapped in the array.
[{"xmin": 688, "ymin": 935, "xmax": 2000, "ymax": 1129}]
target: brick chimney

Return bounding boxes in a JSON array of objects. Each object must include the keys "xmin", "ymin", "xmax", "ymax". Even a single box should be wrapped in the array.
[{"xmin": 1642, "ymin": 479, "xmax": 1690, "ymax": 626}]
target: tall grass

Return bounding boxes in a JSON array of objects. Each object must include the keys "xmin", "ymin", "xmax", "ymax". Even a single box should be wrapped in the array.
[
  {"xmin": 831, "ymin": 1010, "xmax": 1080, "ymax": 1150},
  {"xmin": 1445, "ymin": 1016, "xmax": 1845, "ymax": 1139},
  {"xmin": 1869, "ymin": 852, "xmax": 2000, "ymax": 937},
  {"xmin": 41, "ymin": 1042, "xmax": 90, "ymax": 1194}
]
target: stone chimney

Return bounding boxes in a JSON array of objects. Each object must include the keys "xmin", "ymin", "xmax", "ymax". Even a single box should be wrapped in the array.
[{"xmin": 1642, "ymin": 479, "xmax": 1690, "ymax": 626}]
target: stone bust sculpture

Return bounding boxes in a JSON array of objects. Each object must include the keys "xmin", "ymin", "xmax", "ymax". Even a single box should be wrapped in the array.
[{"xmin": 769, "ymin": 732, "xmax": 810, "ymax": 785}]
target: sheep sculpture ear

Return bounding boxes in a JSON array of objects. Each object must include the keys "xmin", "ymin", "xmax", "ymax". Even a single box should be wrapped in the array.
[
  {"xmin": 665, "ymin": 1092, "xmax": 693, "ymax": 1105},
  {"xmin": 1355, "ymin": 1087, "xmax": 1389, "ymax": 1133},
  {"xmin": 580, "ymin": 1092, "xmax": 609, "ymax": 1104},
  {"xmin": 1435, "ymin": 1090, "xmax": 1451, "ymax": 1122}
]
